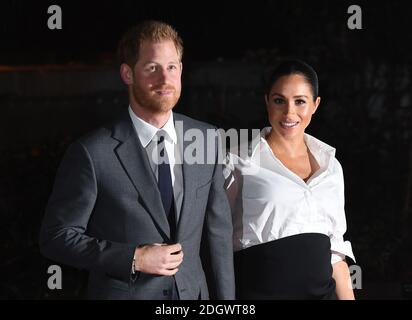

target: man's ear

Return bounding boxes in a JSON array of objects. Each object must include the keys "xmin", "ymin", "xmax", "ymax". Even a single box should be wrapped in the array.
[{"xmin": 120, "ymin": 63, "xmax": 133, "ymax": 85}]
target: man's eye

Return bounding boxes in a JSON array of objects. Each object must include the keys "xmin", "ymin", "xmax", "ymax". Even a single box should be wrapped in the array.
[
  {"xmin": 168, "ymin": 65, "xmax": 178, "ymax": 71},
  {"xmin": 146, "ymin": 65, "xmax": 156, "ymax": 72}
]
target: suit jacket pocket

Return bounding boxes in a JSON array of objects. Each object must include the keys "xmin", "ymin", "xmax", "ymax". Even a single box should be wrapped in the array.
[
  {"xmin": 101, "ymin": 274, "xmax": 130, "ymax": 291},
  {"xmin": 87, "ymin": 274, "xmax": 131, "ymax": 299}
]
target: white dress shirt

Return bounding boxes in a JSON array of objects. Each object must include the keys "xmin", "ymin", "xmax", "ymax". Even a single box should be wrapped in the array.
[
  {"xmin": 224, "ymin": 127, "xmax": 355, "ymax": 264},
  {"xmin": 128, "ymin": 106, "xmax": 184, "ymax": 220}
]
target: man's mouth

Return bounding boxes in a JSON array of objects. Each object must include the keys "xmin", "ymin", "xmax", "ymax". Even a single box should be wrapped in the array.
[
  {"xmin": 153, "ymin": 87, "xmax": 175, "ymax": 96},
  {"xmin": 155, "ymin": 90, "xmax": 174, "ymax": 96}
]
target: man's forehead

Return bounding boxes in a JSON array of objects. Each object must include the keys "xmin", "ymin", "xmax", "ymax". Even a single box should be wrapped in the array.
[
  {"xmin": 139, "ymin": 39, "xmax": 178, "ymax": 52},
  {"xmin": 135, "ymin": 45, "xmax": 180, "ymax": 67}
]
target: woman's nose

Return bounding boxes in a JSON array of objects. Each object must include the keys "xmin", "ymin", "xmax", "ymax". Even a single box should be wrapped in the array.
[{"xmin": 284, "ymin": 102, "xmax": 296, "ymax": 115}]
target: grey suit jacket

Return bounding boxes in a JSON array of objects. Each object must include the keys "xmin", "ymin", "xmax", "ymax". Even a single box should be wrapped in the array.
[{"xmin": 39, "ymin": 111, "xmax": 235, "ymax": 300}]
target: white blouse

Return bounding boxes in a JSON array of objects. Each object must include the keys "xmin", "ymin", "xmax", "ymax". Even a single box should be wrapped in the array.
[{"xmin": 224, "ymin": 128, "xmax": 355, "ymax": 264}]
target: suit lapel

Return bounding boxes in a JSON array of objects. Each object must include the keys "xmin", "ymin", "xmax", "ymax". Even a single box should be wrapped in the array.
[{"xmin": 112, "ymin": 111, "xmax": 171, "ymax": 240}]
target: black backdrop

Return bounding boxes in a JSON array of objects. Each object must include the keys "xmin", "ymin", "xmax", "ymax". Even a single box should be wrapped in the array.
[{"xmin": 1, "ymin": 0, "xmax": 412, "ymax": 299}]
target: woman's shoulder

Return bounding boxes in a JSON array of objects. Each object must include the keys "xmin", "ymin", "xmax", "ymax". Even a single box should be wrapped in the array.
[
  {"xmin": 228, "ymin": 130, "xmax": 263, "ymax": 158},
  {"xmin": 225, "ymin": 139, "xmax": 260, "ymax": 165}
]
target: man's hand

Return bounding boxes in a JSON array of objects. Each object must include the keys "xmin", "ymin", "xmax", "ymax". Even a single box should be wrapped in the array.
[{"xmin": 134, "ymin": 243, "xmax": 183, "ymax": 276}]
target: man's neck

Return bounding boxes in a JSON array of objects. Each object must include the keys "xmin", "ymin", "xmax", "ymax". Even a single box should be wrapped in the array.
[{"xmin": 130, "ymin": 105, "xmax": 172, "ymax": 129}]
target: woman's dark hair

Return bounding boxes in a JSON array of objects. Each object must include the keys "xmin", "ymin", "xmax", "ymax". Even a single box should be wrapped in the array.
[{"xmin": 264, "ymin": 59, "xmax": 319, "ymax": 101}]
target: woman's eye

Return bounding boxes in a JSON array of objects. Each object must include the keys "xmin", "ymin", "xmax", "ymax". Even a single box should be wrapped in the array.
[
  {"xmin": 295, "ymin": 99, "xmax": 306, "ymax": 105},
  {"xmin": 273, "ymin": 98, "xmax": 284, "ymax": 104}
]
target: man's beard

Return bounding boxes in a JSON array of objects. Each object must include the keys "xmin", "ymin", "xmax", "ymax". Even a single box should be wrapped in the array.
[{"xmin": 132, "ymin": 84, "xmax": 180, "ymax": 113}]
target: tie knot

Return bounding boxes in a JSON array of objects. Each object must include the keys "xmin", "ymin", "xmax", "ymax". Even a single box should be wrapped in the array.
[
  {"xmin": 156, "ymin": 130, "xmax": 168, "ymax": 158},
  {"xmin": 156, "ymin": 130, "xmax": 168, "ymax": 144}
]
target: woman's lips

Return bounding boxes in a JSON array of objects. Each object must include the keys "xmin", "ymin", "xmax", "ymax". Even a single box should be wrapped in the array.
[{"xmin": 280, "ymin": 121, "xmax": 299, "ymax": 129}]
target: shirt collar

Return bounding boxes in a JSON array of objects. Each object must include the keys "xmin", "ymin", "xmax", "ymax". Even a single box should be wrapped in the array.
[
  {"xmin": 254, "ymin": 127, "xmax": 336, "ymax": 168},
  {"xmin": 128, "ymin": 106, "xmax": 177, "ymax": 148},
  {"xmin": 303, "ymin": 133, "xmax": 336, "ymax": 169},
  {"xmin": 303, "ymin": 133, "xmax": 336, "ymax": 158}
]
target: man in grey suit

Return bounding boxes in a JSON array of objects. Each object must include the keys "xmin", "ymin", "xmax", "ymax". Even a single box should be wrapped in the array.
[{"xmin": 39, "ymin": 20, "xmax": 235, "ymax": 300}]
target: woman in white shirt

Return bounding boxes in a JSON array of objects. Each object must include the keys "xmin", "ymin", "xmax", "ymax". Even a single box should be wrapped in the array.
[{"xmin": 225, "ymin": 60, "xmax": 356, "ymax": 300}]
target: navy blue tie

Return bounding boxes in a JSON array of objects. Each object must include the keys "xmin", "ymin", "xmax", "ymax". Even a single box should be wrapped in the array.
[{"xmin": 157, "ymin": 133, "xmax": 177, "ymax": 243}]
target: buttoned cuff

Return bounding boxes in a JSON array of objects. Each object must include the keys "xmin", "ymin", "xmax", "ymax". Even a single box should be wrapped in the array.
[{"xmin": 330, "ymin": 239, "xmax": 356, "ymax": 263}]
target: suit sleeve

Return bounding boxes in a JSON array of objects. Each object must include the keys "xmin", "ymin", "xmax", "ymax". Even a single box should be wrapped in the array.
[
  {"xmin": 39, "ymin": 141, "xmax": 136, "ymax": 282},
  {"xmin": 203, "ymin": 130, "xmax": 236, "ymax": 299}
]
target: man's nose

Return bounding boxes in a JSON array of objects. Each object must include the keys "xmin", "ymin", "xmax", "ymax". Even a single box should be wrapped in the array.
[{"xmin": 157, "ymin": 67, "xmax": 169, "ymax": 83}]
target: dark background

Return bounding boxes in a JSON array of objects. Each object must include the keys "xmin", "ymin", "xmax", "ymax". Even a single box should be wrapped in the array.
[{"xmin": 1, "ymin": 0, "xmax": 412, "ymax": 299}]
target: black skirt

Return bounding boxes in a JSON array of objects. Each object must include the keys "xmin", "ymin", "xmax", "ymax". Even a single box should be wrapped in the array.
[{"xmin": 234, "ymin": 233, "xmax": 337, "ymax": 300}]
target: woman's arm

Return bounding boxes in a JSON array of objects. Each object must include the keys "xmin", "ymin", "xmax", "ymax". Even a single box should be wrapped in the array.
[{"xmin": 332, "ymin": 260, "xmax": 355, "ymax": 300}]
